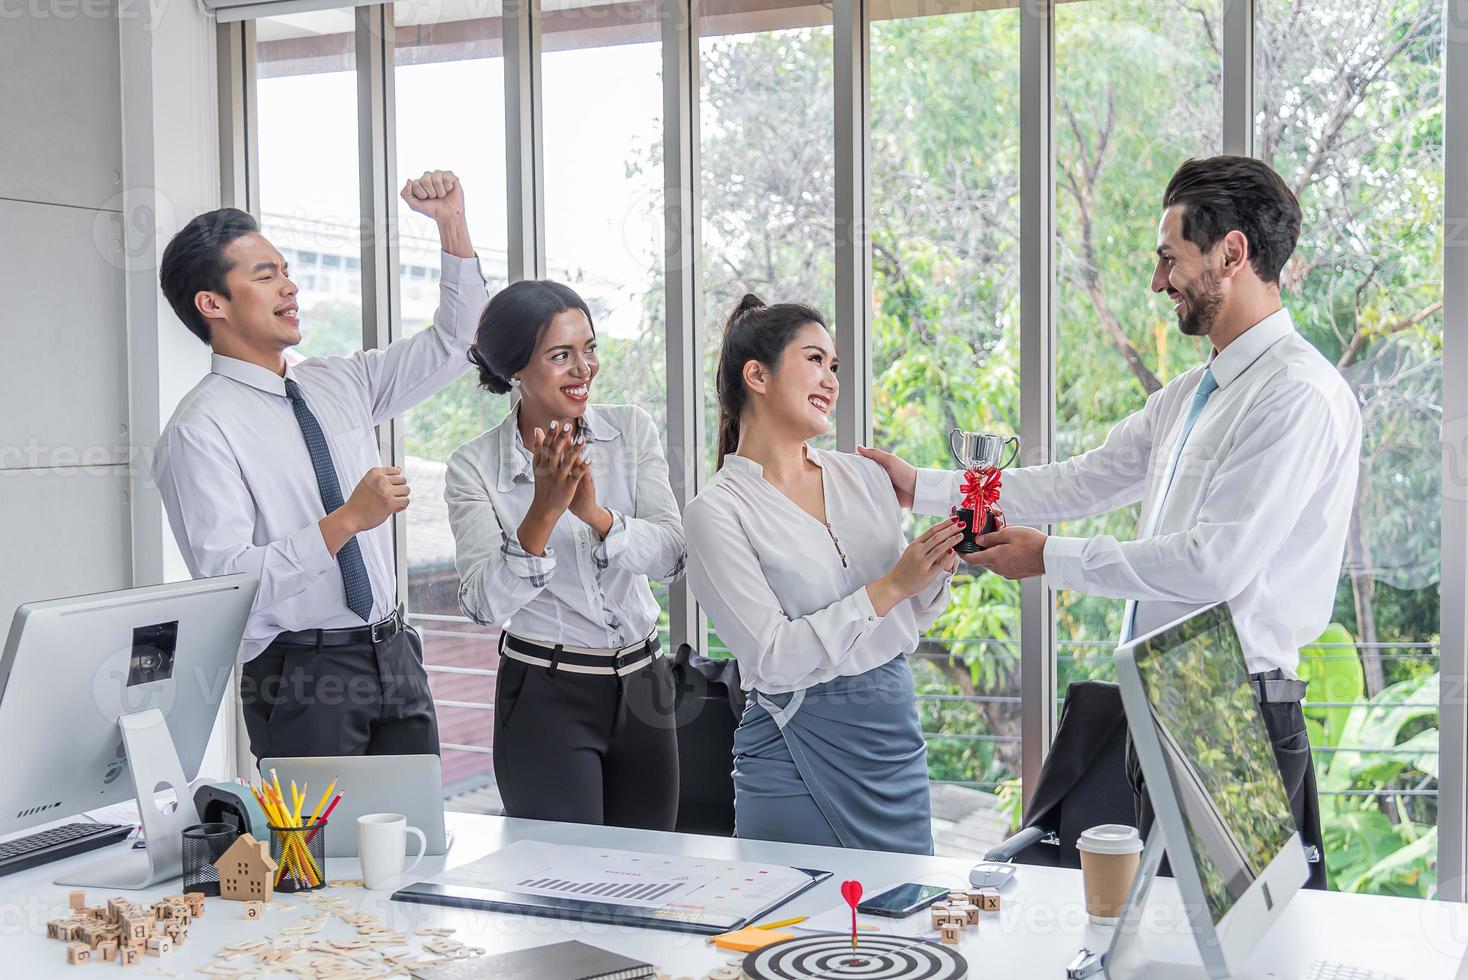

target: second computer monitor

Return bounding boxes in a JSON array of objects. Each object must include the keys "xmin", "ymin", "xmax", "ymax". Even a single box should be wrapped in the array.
[
  {"xmin": 0, "ymin": 575, "xmax": 257, "ymax": 838},
  {"xmin": 1114, "ymin": 602, "xmax": 1309, "ymax": 978}
]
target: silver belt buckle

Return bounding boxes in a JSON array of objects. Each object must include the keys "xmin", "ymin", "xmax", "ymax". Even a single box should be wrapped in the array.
[{"xmin": 371, "ymin": 613, "xmax": 397, "ymax": 644}]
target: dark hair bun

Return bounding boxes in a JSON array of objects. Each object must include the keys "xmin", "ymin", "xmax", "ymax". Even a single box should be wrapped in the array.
[
  {"xmin": 725, "ymin": 292, "xmax": 766, "ymax": 333},
  {"xmin": 468, "ymin": 280, "xmax": 593, "ymax": 396},
  {"xmin": 467, "ymin": 344, "xmax": 514, "ymax": 395}
]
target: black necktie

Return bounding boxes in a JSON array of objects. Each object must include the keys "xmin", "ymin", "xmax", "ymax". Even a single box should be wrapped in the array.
[{"xmin": 284, "ymin": 379, "xmax": 374, "ymax": 622}]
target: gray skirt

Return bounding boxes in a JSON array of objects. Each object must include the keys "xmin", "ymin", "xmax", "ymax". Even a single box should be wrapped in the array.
[{"xmin": 732, "ymin": 655, "xmax": 933, "ymax": 855}]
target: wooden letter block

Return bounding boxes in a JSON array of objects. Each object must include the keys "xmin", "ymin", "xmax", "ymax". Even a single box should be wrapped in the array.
[
  {"xmin": 151, "ymin": 902, "xmax": 171, "ymax": 920},
  {"xmin": 939, "ymin": 922, "xmax": 961, "ymax": 946},
  {"xmin": 243, "ymin": 900, "xmax": 262, "ymax": 920},
  {"xmin": 97, "ymin": 940, "xmax": 118, "ymax": 962},
  {"xmin": 68, "ymin": 891, "xmax": 85, "ymax": 910},
  {"xmin": 66, "ymin": 944, "xmax": 91, "ymax": 965},
  {"xmin": 124, "ymin": 918, "xmax": 148, "ymax": 943},
  {"xmin": 928, "ymin": 901, "xmax": 950, "ymax": 930},
  {"xmin": 183, "ymin": 892, "xmax": 205, "ymax": 917},
  {"xmin": 978, "ymin": 887, "xmax": 1001, "ymax": 912},
  {"xmin": 145, "ymin": 935, "xmax": 171, "ymax": 956},
  {"xmin": 956, "ymin": 903, "xmax": 979, "ymax": 926},
  {"xmin": 120, "ymin": 946, "xmax": 140, "ymax": 966}
]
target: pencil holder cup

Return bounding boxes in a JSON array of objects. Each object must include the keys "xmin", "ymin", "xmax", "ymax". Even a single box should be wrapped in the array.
[
  {"xmin": 181, "ymin": 822, "xmax": 240, "ymax": 897},
  {"xmin": 268, "ymin": 821, "xmax": 327, "ymax": 893}
]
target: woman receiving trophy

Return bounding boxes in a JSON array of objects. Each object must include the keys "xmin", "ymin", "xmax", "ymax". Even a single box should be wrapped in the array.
[{"xmin": 683, "ymin": 294, "xmax": 964, "ymax": 855}]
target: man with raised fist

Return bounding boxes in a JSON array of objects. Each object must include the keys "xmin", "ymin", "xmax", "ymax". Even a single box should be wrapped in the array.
[{"xmin": 153, "ymin": 171, "xmax": 487, "ymax": 762}]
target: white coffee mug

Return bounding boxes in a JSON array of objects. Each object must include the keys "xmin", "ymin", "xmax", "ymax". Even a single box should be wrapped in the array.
[{"xmin": 356, "ymin": 812, "xmax": 427, "ymax": 890}]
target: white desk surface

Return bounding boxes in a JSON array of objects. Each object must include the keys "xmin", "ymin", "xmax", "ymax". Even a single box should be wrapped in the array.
[{"xmin": 8, "ymin": 812, "xmax": 1467, "ymax": 978}]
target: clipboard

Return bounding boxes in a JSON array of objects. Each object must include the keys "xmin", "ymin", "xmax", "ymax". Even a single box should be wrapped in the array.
[{"xmin": 391, "ymin": 840, "xmax": 831, "ymax": 936}]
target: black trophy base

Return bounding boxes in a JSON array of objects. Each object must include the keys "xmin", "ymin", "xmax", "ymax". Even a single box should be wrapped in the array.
[{"xmin": 955, "ymin": 508, "xmax": 998, "ymax": 554}]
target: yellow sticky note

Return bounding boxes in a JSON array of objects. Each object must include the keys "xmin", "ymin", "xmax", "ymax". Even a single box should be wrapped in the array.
[{"xmin": 711, "ymin": 926, "xmax": 797, "ymax": 952}]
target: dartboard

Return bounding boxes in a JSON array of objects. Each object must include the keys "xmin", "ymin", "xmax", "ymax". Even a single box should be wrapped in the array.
[{"xmin": 740, "ymin": 933, "xmax": 967, "ymax": 980}]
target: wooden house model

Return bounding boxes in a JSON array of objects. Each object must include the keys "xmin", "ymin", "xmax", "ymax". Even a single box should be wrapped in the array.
[{"xmin": 212, "ymin": 833, "xmax": 277, "ymax": 902}]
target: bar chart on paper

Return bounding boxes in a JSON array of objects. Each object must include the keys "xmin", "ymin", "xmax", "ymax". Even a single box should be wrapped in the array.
[{"xmin": 515, "ymin": 868, "xmax": 689, "ymax": 905}]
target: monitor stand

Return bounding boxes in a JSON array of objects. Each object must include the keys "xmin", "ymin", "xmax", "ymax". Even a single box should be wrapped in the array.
[
  {"xmin": 55, "ymin": 708, "xmax": 201, "ymax": 889},
  {"xmin": 1100, "ymin": 831, "xmax": 1225, "ymax": 980}
]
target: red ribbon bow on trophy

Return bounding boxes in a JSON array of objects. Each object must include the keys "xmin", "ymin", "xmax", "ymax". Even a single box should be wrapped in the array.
[{"xmin": 960, "ymin": 466, "xmax": 1004, "ymax": 517}]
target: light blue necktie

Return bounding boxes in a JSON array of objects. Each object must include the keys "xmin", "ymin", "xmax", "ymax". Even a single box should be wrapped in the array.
[
  {"xmin": 285, "ymin": 379, "xmax": 375, "ymax": 623},
  {"xmin": 1120, "ymin": 368, "xmax": 1219, "ymax": 643}
]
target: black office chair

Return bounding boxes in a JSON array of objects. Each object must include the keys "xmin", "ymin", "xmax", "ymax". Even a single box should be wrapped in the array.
[
  {"xmin": 984, "ymin": 680, "xmax": 1136, "ymax": 868},
  {"xmin": 668, "ymin": 644, "xmax": 744, "ymax": 837}
]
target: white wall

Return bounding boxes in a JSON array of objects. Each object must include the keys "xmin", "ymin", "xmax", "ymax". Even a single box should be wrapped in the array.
[
  {"xmin": 1, "ymin": 0, "xmax": 234, "ymax": 779},
  {"xmin": 0, "ymin": 12, "xmax": 133, "ymax": 629}
]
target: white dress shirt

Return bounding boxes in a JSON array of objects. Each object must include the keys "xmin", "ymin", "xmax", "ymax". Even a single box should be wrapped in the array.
[
  {"xmin": 153, "ymin": 252, "xmax": 489, "ymax": 662},
  {"xmin": 445, "ymin": 403, "xmax": 686, "ymax": 649},
  {"xmin": 685, "ymin": 447, "xmax": 953, "ymax": 695},
  {"xmin": 915, "ymin": 308, "xmax": 1362, "ymax": 676}
]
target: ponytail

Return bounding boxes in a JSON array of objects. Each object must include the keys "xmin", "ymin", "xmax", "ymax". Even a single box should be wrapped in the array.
[{"xmin": 714, "ymin": 292, "xmax": 827, "ymax": 469}]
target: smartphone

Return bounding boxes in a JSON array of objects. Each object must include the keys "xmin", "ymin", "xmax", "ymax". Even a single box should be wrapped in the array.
[{"xmin": 855, "ymin": 882, "xmax": 950, "ymax": 918}]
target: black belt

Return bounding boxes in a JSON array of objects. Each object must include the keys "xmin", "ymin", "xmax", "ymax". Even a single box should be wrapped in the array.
[
  {"xmin": 1250, "ymin": 668, "xmax": 1308, "ymax": 704},
  {"xmin": 273, "ymin": 609, "xmax": 405, "ymax": 648},
  {"xmin": 500, "ymin": 632, "xmax": 661, "ymax": 677}
]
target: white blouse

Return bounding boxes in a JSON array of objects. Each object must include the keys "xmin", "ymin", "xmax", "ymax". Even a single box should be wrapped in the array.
[
  {"xmin": 684, "ymin": 447, "xmax": 953, "ymax": 695},
  {"xmin": 444, "ymin": 403, "xmax": 687, "ymax": 649}
]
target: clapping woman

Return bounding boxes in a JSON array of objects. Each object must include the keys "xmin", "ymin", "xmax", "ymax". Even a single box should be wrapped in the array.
[{"xmin": 444, "ymin": 280, "xmax": 686, "ymax": 829}]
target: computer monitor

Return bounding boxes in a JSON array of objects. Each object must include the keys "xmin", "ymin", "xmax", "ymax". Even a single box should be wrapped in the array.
[
  {"xmin": 0, "ymin": 575, "xmax": 257, "ymax": 887},
  {"xmin": 1109, "ymin": 603, "xmax": 1309, "ymax": 979}
]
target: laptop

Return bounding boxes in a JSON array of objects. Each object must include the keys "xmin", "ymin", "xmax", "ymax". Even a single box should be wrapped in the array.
[{"xmin": 260, "ymin": 754, "xmax": 449, "ymax": 858}]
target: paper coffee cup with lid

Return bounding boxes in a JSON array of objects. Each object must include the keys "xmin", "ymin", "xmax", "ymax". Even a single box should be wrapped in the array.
[{"xmin": 1076, "ymin": 824, "xmax": 1143, "ymax": 925}]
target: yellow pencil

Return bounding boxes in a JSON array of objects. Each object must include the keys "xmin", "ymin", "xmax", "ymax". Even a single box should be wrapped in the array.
[
  {"xmin": 258, "ymin": 783, "xmax": 314, "ymax": 885},
  {"xmin": 306, "ymin": 778, "xmax": 337, "ymax": 827},
  {"xmin": 269, "ymin": 769, "xmax": 287, "ymax": 823},
  {"xmin": 756, "ymin": 916, "xmax": 806, "ymax": 930},
  {"xmin": 251, "ymin": 784, "xmax": 299, "ymax": 881},
  {"xmin": 269, "ymin": 784, "xmax": 315, "ymax": 879}
]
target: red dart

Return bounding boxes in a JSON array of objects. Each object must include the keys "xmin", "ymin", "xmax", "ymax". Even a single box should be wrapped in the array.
[{"xmin": 840, "ymin": 880, "xmax": 863, "ymax": 952}]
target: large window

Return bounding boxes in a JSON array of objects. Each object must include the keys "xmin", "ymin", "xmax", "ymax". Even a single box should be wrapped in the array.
[
  {"xmin": 1257, "ymin": 0, "xmax": 1445, "ymax": 897},
  {"xmin": 232, "ymin": 0, "xmax": 1464, "ymax": 895},
  {"xmin": 699, "ymin": 0, "xmax": 835, "ymax": 482},
  {"xmin": 869, "ymin": 4, "xmax": 1024, "ymax": 849},
  {"xmin": 543, "ymin": 2, "xmax": 672, "ymax": 647},
  {"xmin": 255, "ymin": 13, "xmax": 363, "ymax": 358},
  {"xmin": 393, "ymin": 12, "xmax": 512, "ymax": 804},
  {"xmin": 1052, "ymin": 0, "xmax": 1222, "ymax": 678},
  {"xmin": 543, "ymin": 4, "xmax": 666, "ymax": 433}
]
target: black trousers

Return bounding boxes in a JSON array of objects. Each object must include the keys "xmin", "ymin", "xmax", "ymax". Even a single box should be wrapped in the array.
[
  {"xmin": 493, "ymin": 652, "xmax": 679, "ymax": 831},
  {"xmin": 1128, "ymin": 696, "xmax": 1327, "ymax": 890},
  {"xmin": 241, "ymin": 624, "xmax": 439, "ymax": 762}
]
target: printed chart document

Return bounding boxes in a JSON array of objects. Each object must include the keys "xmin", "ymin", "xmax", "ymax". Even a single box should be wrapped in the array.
[{"xmin": 392, "ymin": 839, "xmax": 830, "ymax": 935}]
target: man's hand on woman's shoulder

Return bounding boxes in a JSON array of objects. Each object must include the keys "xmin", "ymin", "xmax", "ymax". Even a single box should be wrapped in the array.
[{"xmin": 857, "ymin": 444, "xmax": 918, "ymax": 509}]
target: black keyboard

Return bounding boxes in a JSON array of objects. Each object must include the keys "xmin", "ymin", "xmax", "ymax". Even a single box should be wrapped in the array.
[{"xmin": 0, "ymin": 822, "xmax": 134, "ymax": 877}]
